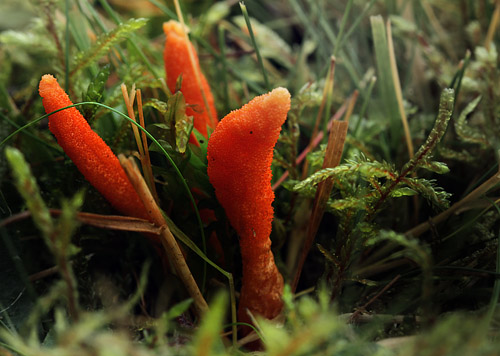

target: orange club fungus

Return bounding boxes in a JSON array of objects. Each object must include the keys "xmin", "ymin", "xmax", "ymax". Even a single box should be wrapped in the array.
[
  {"xmin": 163, "ymin": 20, "xmax": 218, "ymax": 143},
  {"xmin": 207, "ymin": 87, "xmax": 291, "ymax": 333},
  {"xmin": 38, "ymin": 74, "xmax": 149, "ymax": 221}
]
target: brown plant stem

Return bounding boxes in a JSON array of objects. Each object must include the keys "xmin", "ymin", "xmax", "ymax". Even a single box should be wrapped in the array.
[
  {"xmin": 56, "ymin": 252, "xmax": 79, "ymax": 321},
  {"xmin": 386, "ymin": 20, "xmax": 414, "ymax": 159},
  {"xmin": 301, "ymin": 56, "xmax": 336, "ymax": 180},
  {"xmin": 136, "ymin": 89, "xmax": 159, "ymax": 202},
  {"xmin": 291, "ymin": 120, "xmax": 349, "ymax": 292},
  {"xmin": 119, "ymin": 155, "xmax": 208, "ymax": 316},
  {"xmin": 121, "ymin": 84, "xmax": 159, "ymax": 203},
  {"xmin": 43, "ymin": 6, "xmax": 66, "ymax": 75},
  {"xmin": 485, "ymin": 0, "xmax": 500, "ymax": 50},
  {"xmin": 121, "ymin": 84, "xmax": 143, "ymax": 156},
  {"xmin": 348, "ymin": 274, "xmax": 401, "ymax": 323},
  {"xmin": 272, "ymin": 101, "xmax": 347, "ymax": 191},
  {"xmin": 2, "ymin": 210, "xmax": 162, "ymax": 235},
  {"xmin": 29, "ymin": 266, "xmax": 59, "ymax": 282},
  {"xmin": 406, "ymin": 167, "xmax": 500, "ymax": 237}
]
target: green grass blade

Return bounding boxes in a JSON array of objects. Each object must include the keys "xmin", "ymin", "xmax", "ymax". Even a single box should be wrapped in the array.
[
  {"xmin": 370, "ymin": 15, "xmax": 401, "ymax": 151},
  {"xmin": 147, "ymin": 0, "xmax": 178, "ymax": 20},
  {"xmin": 337, "ymin": 0, "xmax": 377, "ymax": 52},
  {"xmin": 332, "ymin": 0, "xmax": 354, "ymax": 57},
  {"xmin": 190, "ymin": 292, "xmax": 227, "ymax": 354},
  {"xmin": 0, "ymin": 112, "xmax": 62, "ymax": 152},
  {"xmin": 64, "ymin": 0, "xmax": 70, "ymax": 92},
  {"xmin": 217, "ymin": 26, "xmax": 230, "ymax": 112},
  {"xmin": 240, "ymin": 2, "xmax": 270, "ymax": 91},
  {"xmin": 77, "ymin": 0, "xmax": 129, "ymax": 67},
  {"xmin": 71, "ymin": 18, "xmax": 148, "ymax": 77},
  {"xmin": 353, "ymin": 76, "xmax": 377, "ymax": 137},
  {"xmin": 98, "ymin": 0, "xmax": 160, "ymax": 79}
]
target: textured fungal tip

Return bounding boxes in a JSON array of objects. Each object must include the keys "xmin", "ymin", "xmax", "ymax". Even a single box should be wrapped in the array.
[
  {"xmin": 257, "ymin": 86, "xmax": 290, "ymax": 118},
  {"xmin": 163, "ymin": 20, "xmax": 185, "ymax": 37},
  {"xmin": 39, "ymin": 74, "xmax": 58, "ymax": 96},
  {"xmin": 269, "ymin": 87, "xmax": 291, "ymax": 105},
  {"xmin": 40, "ymin": 73, "xmax": 56, "ymax": 83}
]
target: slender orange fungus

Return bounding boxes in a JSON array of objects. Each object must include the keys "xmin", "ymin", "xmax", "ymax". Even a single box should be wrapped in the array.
[
  {"xmin": 163, "ymin": 20, "xmax": 218, "ymax": 142},
  {"xmin": 39, "ymin": 74, "xmax": 149, "ymax": 220},
  {"xmin": 207, "ymin": 87, "xmax": 291, "ymax": 331}
]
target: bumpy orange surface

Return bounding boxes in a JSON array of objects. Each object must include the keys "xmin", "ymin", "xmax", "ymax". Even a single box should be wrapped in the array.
[
  {"xmin": 39, "ymin": 74, "xmax": 149, "ymax": 220},
  {"xmin": 163, "ymin": 20, "xmax": 218, "ymax": 141},
  {"xmin": 207, "ymin": 87, "xmax": 290, "ymax": 327}
]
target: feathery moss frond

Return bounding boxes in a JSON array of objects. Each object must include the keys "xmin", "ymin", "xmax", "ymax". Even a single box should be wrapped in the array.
[{"xmin": 71, "ymin": 18, "xmax": 148, "ymax": 77}]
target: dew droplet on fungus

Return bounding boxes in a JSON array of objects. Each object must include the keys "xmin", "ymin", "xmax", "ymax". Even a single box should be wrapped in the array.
[
  {"xmin": 39, "ymin": 74, "xmax": 149, "ymax": 221},
  {"xmin": 163, "ymin": 20, "xmax": 218, "ymax": 143},
  {"xmin": 207, "ymin": 87, "xmax": 291, "ymax": 336}
]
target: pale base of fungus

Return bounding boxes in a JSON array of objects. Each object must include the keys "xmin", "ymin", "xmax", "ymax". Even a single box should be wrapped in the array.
[{"xmin": 238, "ymin": 239, "xmax": 284, "ymax": 325}]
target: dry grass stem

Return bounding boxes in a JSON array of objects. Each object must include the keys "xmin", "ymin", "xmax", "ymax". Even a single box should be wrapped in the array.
[
  {"xmin": 301, "ymin": 56, "xmax": 336, "ymax": 180},
  {"xmin": 386, "ymin": 20, "xmax": 414, "ymax": 158},
  {"xmin": 121, "ymin": 83, "xmax": 145, "ymax": 157},
  {"xmin": 406, "ymin": 167, "xmax": 500, "ymax": 237},
  {"xmin": 29, "ymin": 265, "xmax": 59, "ymax": 282},
  {"xmin": 136, "ymin": 89, "xmax": 159, "ymax": 202},
  {"xmin": 60, "ymin": 210, "xmax": 162, "ymax": 234},
  {"xmin": 119, "ymin": 155, "xmax": 209, "ymax": 316},
  {"xmin": 485, "ymin": 0, "xmax": 500, "ymax": 50},
  {"xmin": 348, "ymin": 274, "xmax": 401, "ymax": 323},
  {"xmin": 272, "ymin": 100, "xmax": 347, "ymax": 191},
  {"xmin": 343, "ymin": 90, "xmax": 359, "ymax": 123},
  {"xmin": 421, "ymin": 0, "xmax": 456, "ymax": 61},
  {"xmin": 2, "ymin": 209, "xmax": 162, "ymax": 235},
  {"xmin": 292, "ymin": 120, "xmax": 350, "ymax": 292}
]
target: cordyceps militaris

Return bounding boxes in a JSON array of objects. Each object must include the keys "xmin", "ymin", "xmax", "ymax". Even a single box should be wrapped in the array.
[
  {"xmin": 38, "ymin": 74, "xmax": 150, "ymax": 221},
  {"xmin": 163, "ymin": 20, "xmax": 218, "ymax": 144},
  {"xmin": 207, "ymin": 87, "xmax": 291, "ymax": 337}
]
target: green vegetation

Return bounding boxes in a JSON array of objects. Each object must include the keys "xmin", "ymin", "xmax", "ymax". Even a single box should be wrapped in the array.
[{"xmin": 1, "ymin": 0, "xmax": 500, "ymax": 354}]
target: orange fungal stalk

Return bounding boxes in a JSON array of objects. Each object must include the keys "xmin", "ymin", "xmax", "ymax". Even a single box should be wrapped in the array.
[
  {"xmin": 163, "ymin": 20, "xmax": 218, "ymax": 142},
  {"xmin": 207, "ymin": 87, "xmax": 291, "ymax": 332},
  {"xmin": 39, "ymin": 74, "xmax": 149, "ymax": 220}
]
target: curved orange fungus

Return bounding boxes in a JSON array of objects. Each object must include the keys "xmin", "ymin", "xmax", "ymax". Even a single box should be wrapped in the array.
[
  {"xmin": 163, "ymin": 20, "xmax": 218, "ymax": 142},
  {"xmin": 207, "ymin": 87, "xmax": 291, "ymax": 330},
  {"xmin": 39, "ymin": 74, "xmax": 149, "ymax": 220}
]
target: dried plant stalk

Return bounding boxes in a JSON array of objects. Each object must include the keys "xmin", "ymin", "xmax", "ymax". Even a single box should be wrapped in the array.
[
  {"xmin": 386, "ymin": 20, "xmax": 414, "ymax": 159},
  {"xmin": 136, "ymin": 89, "xmax": 159, "ymax": 202},
  {"xmin": 485, "ymin": 0, "xmax": 500, "ymax": 50},
  {"xmin": 407, "ymin": 167, "xmax": 500, "ymax": 237},
  {"xmin": 56, "ymin": 210, "xmax": 162, "ymax": 234},
  {"xmin": 119, "ymin": 155, "xmax": 209, "ymax": 315},
  {"xmin": 301, "ymin": 56, "xmax": 336, "ymax": 180},
  {"xmin": 291, "ymin": 120, "xmax": 349, "ymax": 292},
  {"xmin": 121, "ymin": 83, "xmax": 144, "ymax": 156},
  {"xmin": 272, "ymin": 96, "xmax": 348, "ymax": 191},
  {"xmin": 343, "ymin": 90, "xmax": 359, "ymax": 123}
]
